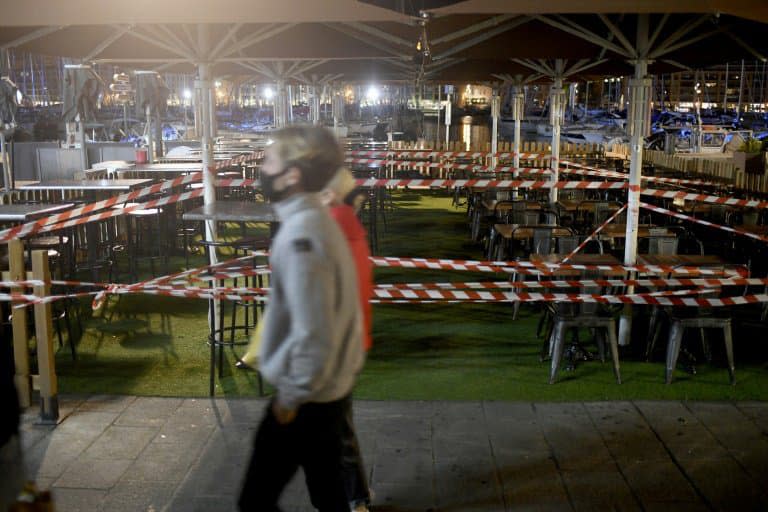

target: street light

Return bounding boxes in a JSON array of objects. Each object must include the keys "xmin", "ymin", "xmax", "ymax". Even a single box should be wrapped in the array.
[{"xmin": 366, "ymin": 85, "xmax": 379, "ymax": 103}]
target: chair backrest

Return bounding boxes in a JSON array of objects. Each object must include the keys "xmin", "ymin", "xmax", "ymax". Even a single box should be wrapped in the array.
[
  {"xmin": 648, "ymin": 236, "xmax": 679, "ymax": 255},
  {"xmin": 578, "ymin": 269, "xmax": 602, "ymax": 316},
  {"xmin": 676, "ymin": 232, "xmax": 704, "ymax": 255},
  {"xmin": 594, "ymin": 202, "xmax": 611, "ymax": 224},
  {"xmin": 581, "ymin": 238, "xmax": 604, "ymax": 254},
  {"xmin": 557, "ymin": 235, "xmax": 580, "ymax": 255},
  {"xmin": 532, "ymin": 227, "xmax": 555, "ymax": 255},
  {"xmin": 710, "ymin": 204, "xmax": 729, "ymax": 224},
  {"xmin": 523, "ymin": 210, "xmax": 539, "ymax": 225},
  {"xmin": 539, "ymin": 209, "xmax": 560, "ymax": 226},
  {"xmin": 492, "ymin": 200, "xmax": 516, "ymax": 222},
  {"xmin": 741, "ymin": 210, "xmax": 759, "ymax": 226}
]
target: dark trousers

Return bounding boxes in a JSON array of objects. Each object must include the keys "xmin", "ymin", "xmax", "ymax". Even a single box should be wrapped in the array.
[
  {"xmin": 239, "ymin": 396, "xmax": 351, "ymax": 512},
  {"xmin": 342, "ymin": 406, "xmax": 370, "ymax": 506}
]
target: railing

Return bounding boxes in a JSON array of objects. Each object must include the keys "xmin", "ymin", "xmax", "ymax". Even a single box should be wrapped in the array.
[
  {"xmin": 389, "ymin": 139, "xmax": 603, "ymax": 156},
  {"xmin": 609, "ymin": 142, "xmax": 768, "ymax": 194},
  {"xmin": 387, "ymin": 140, "xmax": 603, "ymax": 172}
]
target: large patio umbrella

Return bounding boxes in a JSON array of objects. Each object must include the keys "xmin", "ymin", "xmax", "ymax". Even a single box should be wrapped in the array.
[{"xmin": 1, "ymin": 0, "xmax": 767, "ymax": 346}]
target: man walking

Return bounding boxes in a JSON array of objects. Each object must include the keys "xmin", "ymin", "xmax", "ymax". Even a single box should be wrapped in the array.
[{"xmin": 239, "ymin": 126, "xmax": 363, "ymax": 512}]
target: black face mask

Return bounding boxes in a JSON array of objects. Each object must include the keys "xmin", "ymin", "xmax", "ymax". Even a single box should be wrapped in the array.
[{"xmin": 260, "ymin": 167, "xmax": 293, "ymax": 203}]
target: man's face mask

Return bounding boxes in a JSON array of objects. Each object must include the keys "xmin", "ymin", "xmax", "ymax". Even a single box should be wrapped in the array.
[{"xmin": 260, "ymin": 166, "xmax": 293, "ymax": 202}]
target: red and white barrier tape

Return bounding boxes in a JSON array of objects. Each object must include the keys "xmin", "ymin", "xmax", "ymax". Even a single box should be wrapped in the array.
[
  {"xmin": 346, "ymin": 150, "xmax": 551, "ymax": 160},
  {"xmin": 639, "ymin": 202, "xmax": 768, "ymax": 244},
  {"xmin": 27, "ymin": 188, "xmax": 204, "ymax": 240},
  {"xmin": 641, "ymin": 188, "xmax": 768, "ymax": 210},
  {"xmin": 354, "ymin": 178, "xmax": 628, "ymax": 190},
  {"xmin": 370, "ymin": 255, "xmax": 744, "ymax": 276},
  {"xmin": 346, "ymin": 159, "xmax": 627, "ymax": 181},
  {"xmin": 560, "ymin": 204, "xmax": 628, "ymax": 263},
  {"xmin": 375, "ymin": 277, "xmax": 768, "ymax": 290},
  {"xmin": 5, "ymin": 256, "xmax": 762, "ymax": 309},
  {"xmin": 0, "ymin": 171, "xmax": 202, "ymax": 242},
  {"xmin": 9, "ymin": 283, "xmax": 763, "ymax": 309},
  {"xmin": 0, "ymin": 150, "xmax": 262, "ymax": 243},
  {"xmin": 369, "ymin": 288, "xmax": 768, "ymax": 306},
  {"xmin": 561, "ymin": 160, "xmax": 726, "ymax": 188}
]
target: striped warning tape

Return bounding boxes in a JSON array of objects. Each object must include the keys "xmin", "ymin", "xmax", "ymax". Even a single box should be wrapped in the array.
[
  {"xmin": 20, "ymin": 187, "xmax": 204, "ymax": 240},
  {"xmin": 370, "ymin": 255, "xmax": 745, "ymax": 276},
  {"xmin": 5, "ymin": 260, "xmax": 761, "ymax": 309},
  {"xmin": 353, "ymin": 178, "xmax": 628, "ymax": 190},
  {"xmin": 344, "ymin": 158, "xmax": 554, "ymax": 175},
  {"xmin": 641, "ymin": 188, "xmax": 768, "ymax": 210},
  {"xmin": 560, "ymin": 204, "xmax": 628, "ymax": 263},
  {"xmin": 0, "ymin": 171, "xmax": 202, "ymax": 242},
  {"xmin": 0, "ymin": 150, "xmax": 262, "ymax": 243},
  {"xmin": 346, "ymin": 150, "xmax": 552, "ymax": 160},
  {"xmin": 561, "ymin": 160, "xmax": 727, "ymax": 188},
  {"xmin": 639, "ymin": 202, "xmax": 768, "ymax": 244},
  {"xmin": 368, "ymin": 293, "xmax": 768, "ymax": 306},
  {"xmin": 345, "ymin": 159, "xmax": 627, "ymax": 181},
  {"xmin": 374, "ymin": 277, "xmax": 768, "ymax": 290},
  {"xmin": 8, "ymin": 281, "xmax": 761, "ymax": 309}
]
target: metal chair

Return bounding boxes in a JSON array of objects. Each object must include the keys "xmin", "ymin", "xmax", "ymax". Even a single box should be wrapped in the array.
[
  {"xmin": 556, "ymin": 235, "xmax": 580, "ymax": 255},
  {"xmin": 647, "ymin": 236, "xmax": 679, "ymax": 255},
  {"xmin": 546, "ymin": 272, "xmax": 622, "ymax": 384},
  {"xmin": 532, "ymin": 227, "xmax": 555, "ymax": 255},
  {"xmin": 664, "ymin": 316, "xmax": 735, "ymax": 385},
  {"xmin": 539, "ymin": 208, "xmax": 560, "ymax": 226}
]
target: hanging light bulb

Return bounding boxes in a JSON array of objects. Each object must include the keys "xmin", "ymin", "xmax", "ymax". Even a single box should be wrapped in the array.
[{"xmin": 413, "ymin": 11, "xmax": 432, "ymax": 66}]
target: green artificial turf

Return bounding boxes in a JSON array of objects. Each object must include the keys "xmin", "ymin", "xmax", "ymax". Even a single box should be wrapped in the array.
[{"xmin": 53, "ymin": 190, "xmax": 768, "ymax": 401}]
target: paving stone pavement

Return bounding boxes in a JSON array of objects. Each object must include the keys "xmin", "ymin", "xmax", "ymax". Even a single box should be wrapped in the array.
[{"xmin": 17, "ymin": 395, "xmax": 768, "ymax": 511}]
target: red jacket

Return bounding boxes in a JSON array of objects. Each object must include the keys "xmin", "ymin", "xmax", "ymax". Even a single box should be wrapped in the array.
[{"xmin": 330, "ymin": 204, "xmax": 373, "ymax": 350}]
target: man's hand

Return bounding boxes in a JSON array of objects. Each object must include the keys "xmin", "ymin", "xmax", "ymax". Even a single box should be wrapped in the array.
[{"xmin": 272, "ymin": 401, "xmax": 297, "ymax": 425}]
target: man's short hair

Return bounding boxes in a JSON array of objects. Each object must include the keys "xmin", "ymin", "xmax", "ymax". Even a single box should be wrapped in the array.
[{"xmin": 269, "ymin": 125, "xmax": 344, "ymax": 192}]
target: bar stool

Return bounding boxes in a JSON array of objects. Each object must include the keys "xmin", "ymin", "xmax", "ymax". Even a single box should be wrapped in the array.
[
  {"xmin": 193, "ymin": 239, "xmax": 265, "ymax": 396},
  {"xmin": 176, "ymin": 183, "xmax": 205, "ymax": 268},
  {"xmin": 664, "ymin": 317, "xmax": 735, "ymax": 385},
  {"xmin": 119, "ymin": 203, "xmax": 169, "ymax": 279},
  {"xmin": 228, "ymin": 236, "xmax": 270, "ymax": 346}
]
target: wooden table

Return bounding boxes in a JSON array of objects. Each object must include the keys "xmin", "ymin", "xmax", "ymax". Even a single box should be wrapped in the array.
[
  {"xmin": 494, "ymin": 224, "xmax": 573, "ymax": 241},
  {"xmin": 482, "ymin": 199, "xmax": 542, "ymax": 212},
  {"xmin": 469, "ymin": 198, "xmax": 541, "ymax": 242},
  {"xmin": 599, "ymin": 224, "xmax": 673, "ymax": 239},
  {"xmin": 733, "ymin": 224, "xmax": 768, "ymax": 236},
  {"xmin": 528, "ymin": 253, "xmax": 624, "ymax": 277},
  {"xmin": 490, "ymin": 224, "xmax": 574, "ymax": 260},
  {"xmin": 636, "ymin": 254, "xmax": 746, "ymax": 276},
  {"xmin": 637, "ymin": 254, "xmax": 726, "ymax": 267},
  {"xmin": 556, "ymin": 200, "xmax": 622, "ymax": 213}
]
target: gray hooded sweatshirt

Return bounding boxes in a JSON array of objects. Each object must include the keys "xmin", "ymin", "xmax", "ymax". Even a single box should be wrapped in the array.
[{"xmin": 258, "ymin": 193, "xmax": 364, "ymax": 410}]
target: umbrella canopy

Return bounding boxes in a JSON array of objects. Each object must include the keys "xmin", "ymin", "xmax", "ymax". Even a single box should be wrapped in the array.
[{"xmin": 0, "ymin": 2, "xmax": 766, "ymax": 83}]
